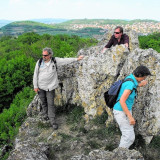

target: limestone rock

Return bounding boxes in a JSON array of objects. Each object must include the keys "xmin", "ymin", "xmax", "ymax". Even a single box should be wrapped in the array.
[
  {"xmin": 118, "ymin": 48, "xmax": 160, "ymax": 143},
  {"xmin": 8, "ymin": 141, "xmax": 49, "ymax": 160},
  {"xmin": 71, "ymin": 148, "xmax": 144, "ymax": 160},
  {"xmin": 77, "ymin": 44, "xmax": 129, "ymax": 122},
  {"xmin": 27, "ymin": 94, "xmax": 42, "ymax": 117},
  {"xmin": 9, "ymin": 30, "xmax": 160, "ymax": 159},
  {"xmin": 27, "ymin": 31, "xmax": 160, "ymax": 144}
]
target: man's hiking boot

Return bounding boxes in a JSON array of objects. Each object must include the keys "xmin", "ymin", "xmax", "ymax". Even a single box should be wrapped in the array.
[
  {"xmin": 52, "ymin": 123, "xmax": 58, "ymax": 130},
  {"xmin": 43, "ymin": 115, "xmax": 49, "ymax": 121}
]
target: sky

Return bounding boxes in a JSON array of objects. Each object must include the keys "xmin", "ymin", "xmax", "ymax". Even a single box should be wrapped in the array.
[{"xmin": 0, "ymin": 0, "xmax": 160, "ymax": 21}]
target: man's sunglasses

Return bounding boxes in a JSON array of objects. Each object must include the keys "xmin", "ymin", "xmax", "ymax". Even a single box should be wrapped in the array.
[
  {"xmin": 42, "ymin": 54, "xmax": 49, "ymax": 57},
  {"xmin": 114, "ymin": 32, "xmax": 121, "ymax": 34}
]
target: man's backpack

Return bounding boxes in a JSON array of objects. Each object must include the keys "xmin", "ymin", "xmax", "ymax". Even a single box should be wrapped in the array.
[
  {"xmin": 38, "ymin": 57, "xmax": 57, "ymax": 71},
  {"xmin": 104, "ymin": 78, "xmax": 136, "ymax": 109}
]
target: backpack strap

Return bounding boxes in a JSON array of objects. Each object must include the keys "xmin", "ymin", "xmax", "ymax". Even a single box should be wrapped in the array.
[
  {"xmin": 38, "ymin": 58, "xmax": 43, "ymax": 68},
  {"xmin": 38, "ymin": 57, "xmax": 57, "ymax": 71},
  {"xmin": 123, "ymin": 78, "xmax": 137, "ymax": 95},
  {"xmin": 38, "ymin": 57, "xmax": 43, "ymax": 73},
  {"xmin": 51, "ymin": 57, "xmax": 58, "ymax": 71},
  {"xmin": 123, "ymin": 78, "xmax": 134, "ymax": 83},
  {"xmin": 116, "ymin": 78, "xmax": 137, "ymax": 103}
]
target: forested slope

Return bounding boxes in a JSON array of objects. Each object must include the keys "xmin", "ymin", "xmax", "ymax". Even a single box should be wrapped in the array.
[{"xmin": 0, "ymin": 33, "xmax": 97, "ymax": 159}]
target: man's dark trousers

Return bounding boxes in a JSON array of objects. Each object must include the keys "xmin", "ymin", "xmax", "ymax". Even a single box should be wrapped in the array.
[{"xmin": 38, "ymin": 89, "xmax": 56, "ymax": 125}]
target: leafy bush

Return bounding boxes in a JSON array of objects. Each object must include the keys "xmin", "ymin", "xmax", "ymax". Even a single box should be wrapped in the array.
[
  {"xmin": 139, "ymin": 32, "xmax": 160, "ymax": 53},
  {"xmin": 0, "ymin": 87, "xmax": 35, "ymax": 146},
  {"xmin": 0, "ymin": 33, "xmax": 97, "ymax": 111},
  {"xmin": 0, "ymin": 55, "xmax": 35, "ymax": 111},
  {"xmin": 0, "ymin": 32, "xmax": 98, "ymax": 159}
]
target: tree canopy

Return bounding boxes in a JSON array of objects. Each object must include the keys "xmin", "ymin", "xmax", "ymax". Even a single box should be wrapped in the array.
[{"xmin": 139, "ymin": 32, "xmax": 160, "ymax": 53}]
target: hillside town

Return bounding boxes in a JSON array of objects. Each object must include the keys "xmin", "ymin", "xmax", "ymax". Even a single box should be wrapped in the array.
[
  {"xmin": 0, "ymin": 20, "xmax": 160, "ymax": 37},
  {"xmin": 69, "ymin": 22, "xmax": 160, "ymax": 35}
]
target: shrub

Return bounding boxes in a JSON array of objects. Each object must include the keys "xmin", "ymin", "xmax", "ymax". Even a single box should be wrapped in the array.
[
  {"xmin": 0, "ymin": 87, "xmax": 35, "ymax": 146},
  {"xmin": 139, "ymin": 32, "xmax": 160, "ymax": 53}
]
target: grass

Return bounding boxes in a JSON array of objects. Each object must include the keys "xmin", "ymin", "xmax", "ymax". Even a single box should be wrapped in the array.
[
  {"xmin": 105, "ymin": 143, "xmax": 116, "ymax": 151},
  {"xmin": 87, "ymin": 123, "xmax": 120, "ymax": 140},
  {"xmin": 149, "ymin": 136, "xmax": 160, "ymax": 149},
  {"xmin": 87, "ymin": 140, "xmax": 101, "ymax": 149},
  {"xmin": 66, "ymin": 105, "xmax": 85, "ymax": 124},
  {"xmin": 91, "ymin": 110, "xmax": 108, "ymax": 126},
  {"xmin": 65, "ymin": 105, "xmax": 86, "ymax": 133},
  {"xmin": 59, "ymin": 133, "xmax": 73, "ymax": 141},
  {"xmin": 37, "ymin": 121, "xmax": 51, "ymax": 129}
]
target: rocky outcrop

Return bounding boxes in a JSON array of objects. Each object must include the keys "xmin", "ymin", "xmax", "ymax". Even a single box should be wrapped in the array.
[
  {"xmin": 8, "ymin": 140, "xmax": 49, "ymax": 160},
  {"xmin": 8, "ymin": 96, "xmax": 143, "ymax": 160},
  {"xmin": 26, "ymin": 30, "xmax": 160, "ymax": 144},
  {"xmin": 71, "ymin": 148, "xmax": 144, "ymax": 160},
  {"xmin": 77, "ymin": 46, "xmax": 160, "ymax": 144},
  {"xmin": 119, "ymin": 48, "xmax": 160, "ymax": 144},
  {"xmin": 77, "ymin": 45, "xmax": 130, "ymax": 123},
  {"xmin": 8, "ymin": 30, "xmax": 160, "ymax": 159}
]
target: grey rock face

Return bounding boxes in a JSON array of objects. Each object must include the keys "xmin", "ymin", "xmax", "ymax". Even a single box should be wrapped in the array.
[
  {"xmin": 76, "ymin": 46, "xmax": 160, "ymax": 144},
  {"xmin": 76, "ymin": 45, "xmax": 129, "ymax": 121},
  {"xmin": 71, "ymin": 148, "xmax": 144, "ymax": 160},
  {"xmin": 7, "ymin": 30, "xmax": 160, "ymax": 159},
  {"xmin": 7, "ymin": 115, "xmax": 50, "ymax": 160},
  {"xmin": 27, "ymin": 30, "xmax": 160, "ymax": 144},
  {"xmin": 118, "ymin": 48, "xmax": 160, "ymax": 143},
  {"xmin": 8, "ymin": 140, "xmax": 49, "ymax": 160},
  {"xmin": 27, "ymin": 94, "xmax": 42, "ymax": 117}
]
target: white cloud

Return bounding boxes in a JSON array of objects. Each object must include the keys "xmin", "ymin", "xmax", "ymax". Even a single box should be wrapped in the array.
[
  {"xmin": 9, "ymin": 0, "xmax": 25, "ymax": 5},
  {"xmin": 47, "ymin": 0, "xmax": 59, "ymax": 5},
  {"xmin": 135, "ymin": 2, "xmax": 143, "ymax": 7}
]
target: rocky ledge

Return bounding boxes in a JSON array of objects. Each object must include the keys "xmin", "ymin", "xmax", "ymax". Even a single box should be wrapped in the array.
[{"xmin": 8, "ymin": 30, "xmax": 160, "ymax": 159}]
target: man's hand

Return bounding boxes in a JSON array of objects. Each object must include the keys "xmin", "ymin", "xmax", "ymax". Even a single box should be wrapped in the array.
[
  {"xmin": 101, "ymin": 48, "xmax": 107, "ymax": 54},
  {"xmin": 77, "ymin": 55, "xmax": 84, "ymax": 61},
  {"xmin": 34, "ymin": 88, "xmax": 39, "ymax": 93},
  {"xmin": 124, "ymin": 43, "xmax": 129, "ymax": 48},
  {"xmin": 138, "ymin": 80, "xmax": 148, "ymax": 87}
]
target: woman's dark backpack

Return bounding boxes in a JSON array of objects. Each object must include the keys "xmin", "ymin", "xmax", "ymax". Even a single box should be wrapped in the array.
[{"xmin": 104, "ymin": 78, "xmax": 136, "ymax": 109}]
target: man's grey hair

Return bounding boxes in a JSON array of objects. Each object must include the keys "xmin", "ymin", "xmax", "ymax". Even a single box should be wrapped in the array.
[{"xmin": 43, "ymin": 47, "xmax": 53, "ymax": 56}]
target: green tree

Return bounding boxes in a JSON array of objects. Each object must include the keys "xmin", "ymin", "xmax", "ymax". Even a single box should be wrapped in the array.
[
  {"xmin": 17, "ymin": 32, "xmax": 41, "ymax": 45},
  {"xmin": 0, "ymin": 87, "xmax": 35, "ymax": 146},
  {"xmin": 139, "ymin": 32, "xmax": 160, "ymax": 53},
  {"xmin": 0, "ymin": 55, "xmax": 35, "ymax": 111},
  {"xmin": 0, "ymin": 33, "xmax": 97, "ymax": 111}
]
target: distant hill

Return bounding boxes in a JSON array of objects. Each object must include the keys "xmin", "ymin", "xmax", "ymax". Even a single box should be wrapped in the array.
[
  {"xmin": 0, "ymin": 19, "xmax": 68, "ymax": 28},
  {"xmin": 0, "ymin": 19, "xmax": 159, "ymax": 38},
  {"xmin": 0, "ymin": 21, "xmax": 57, "ymax": 36},
  {"xmin": 55, "ymin": 19, "xmax": 160, "ymax": 35},
  {"xmin": 0, "ymin": 20, "xmax": 104, "ymax": 38},
  {"xmin": 56, "ymin": 18, "xmax": 159, "ymax": 27}
]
